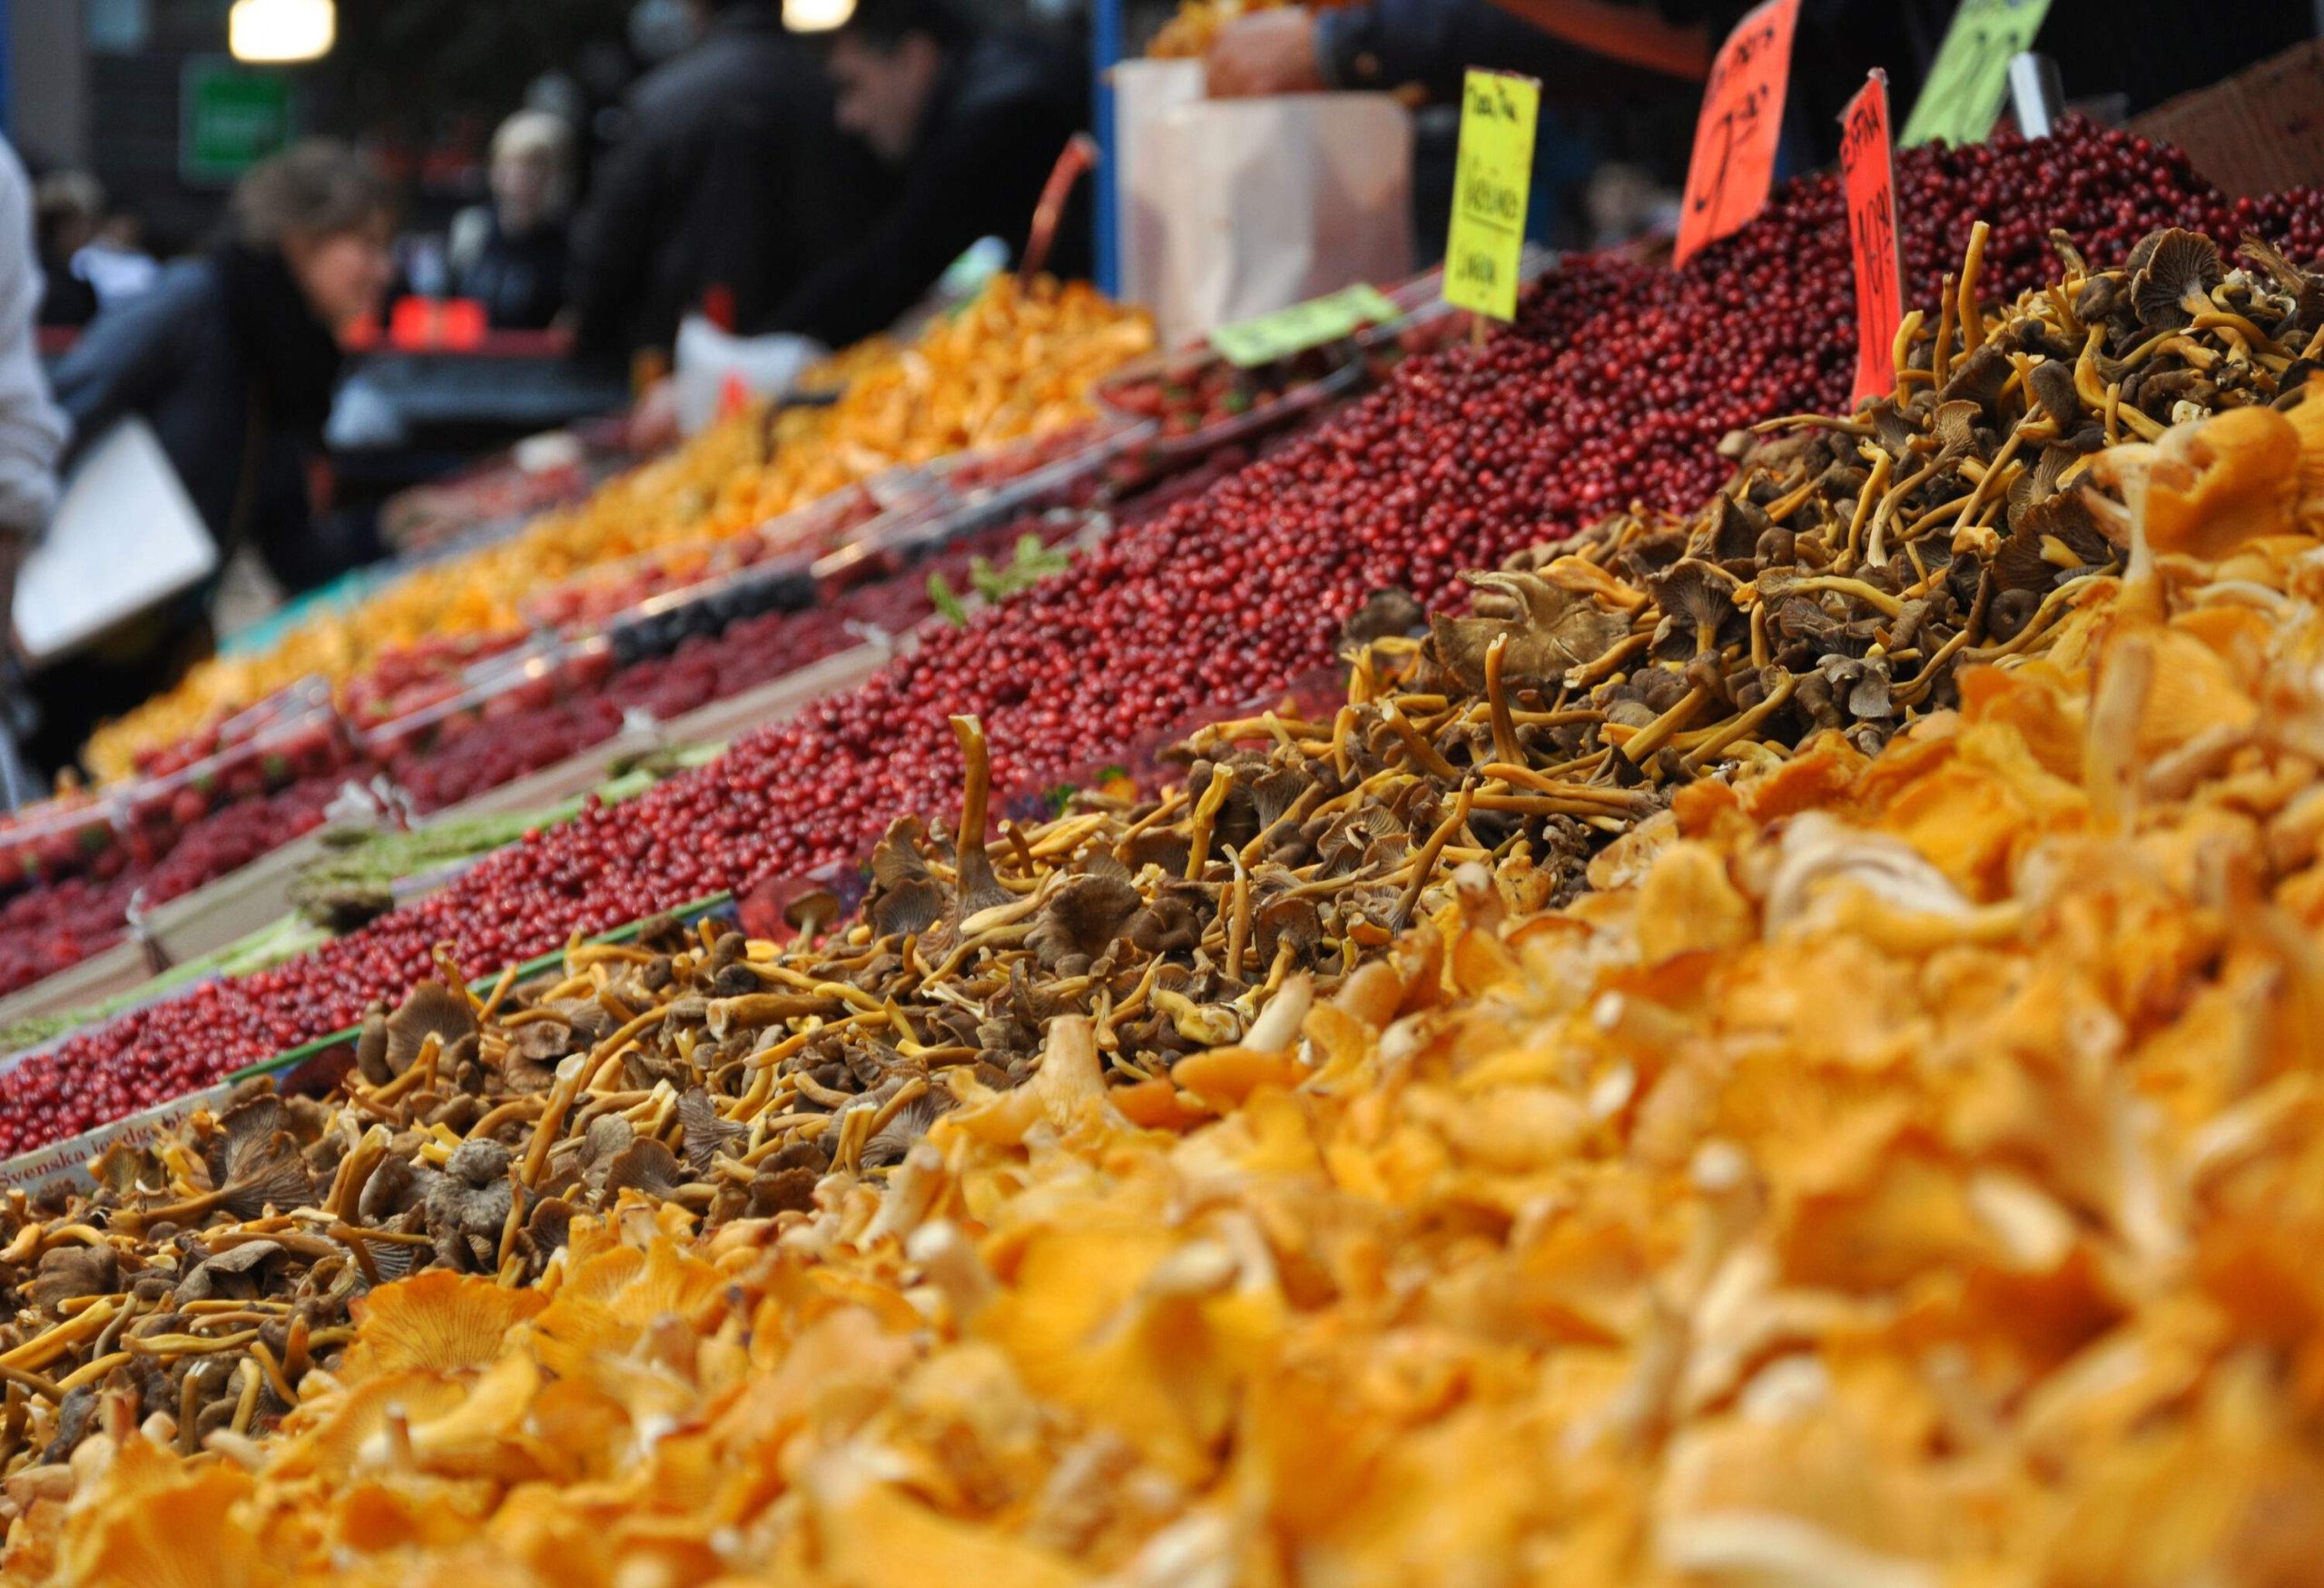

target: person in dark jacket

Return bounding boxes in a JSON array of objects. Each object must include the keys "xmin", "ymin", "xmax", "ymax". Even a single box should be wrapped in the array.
[
  {"xmin": 34, "ymin": 141, "xmax": 393, "ymax": 774},
  {"xmin": 566, "ymin": 0, "xmax": 891, "ymax": 367},
  {"xmin": 764, "ymin": 0, "xmax": 1089, "ymax": 349},
  {"xmin": 449, "ymin": 111, "xmax": 574, "ymax": 331}
]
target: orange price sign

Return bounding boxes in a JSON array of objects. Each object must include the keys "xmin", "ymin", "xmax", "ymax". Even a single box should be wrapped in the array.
[
  {"xmin": 1839, "ymin": 70, "xmax": 1903, "ymax": 406},
  {"xmin": 1672, "ymin": 0, "xmax": 1801, "ymax": 268}
]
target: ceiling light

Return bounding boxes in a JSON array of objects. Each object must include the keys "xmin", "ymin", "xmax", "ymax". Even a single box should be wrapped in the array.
[
  {"xmin": 785, "ymin": 0, "xmax": 856, "ymax": 34},
  {"xmin": 230, "ymin": 0, "xmax": 335, "ymax": 64}
]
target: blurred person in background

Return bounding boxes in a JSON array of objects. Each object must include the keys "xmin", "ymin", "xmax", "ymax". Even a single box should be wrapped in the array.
[
  {"xmin": 449, "ymin": 110, "xmax": 576, "ymax": 330},
  {"xmin": 33, "ymin": 171, "xmax": 103, "ymax": 330},
  {"xmin": 0, "ymin": 140, "xmax": 67, "ymax": 803},
  {"xmin": 33, "ymin": 142, "xmax": 395, "ymax": 775},
  {"xmin": 567, "ymin": 0, "xmax": 889, "ymax": 369},
  {"xmin": 74, "ymin": 212, "xmax": 162, "ymax": 311},
  {"xmin": 763, "ymin": 0, "xmax": 1088, "ymax": 348}
]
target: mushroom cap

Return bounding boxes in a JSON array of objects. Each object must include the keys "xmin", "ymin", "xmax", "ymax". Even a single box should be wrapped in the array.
[
  {"xmin": 357, "ymin": 1153, "xmax": 436, "ymax": 1223},
  {"xmin": 1648, "ymin": 558, "xmax": 1741, "ymax": 641},
  {"xmin": 870, "ymin": 875, "xmax": 948, "ymax": 941},
  {"xmin": 1028, "ymin": 873, "xmax": 1143, "ymax": 971},
  {"xmin": 598, "ymin": 1139, "xmax": 686, "ymax": 1206},
  {"xmin": 2129, "ymin": 229, "xmax": 2223, "ymax": 330},
  {"xmin": 445, "ymin": 1138, "xmax": 511, "ymax": 1187},
  {"xmin": 1929, "ymin": 399, "xmax": 1983, "ymax": 458},
  {"xmin": 2026, "ymin": 360, "xmax": 2082, "ymax": 430},
  {"xmin": 424, "ymin": 1166, "xmax": 513, "ymax": 1240},
  {"xmin": 676, "ymin": 1087, "xmax": 744, "ymax": 1177},
  {"xmin": 382, "ymin": 982, "xmax": 480, "ymax": 1078}
]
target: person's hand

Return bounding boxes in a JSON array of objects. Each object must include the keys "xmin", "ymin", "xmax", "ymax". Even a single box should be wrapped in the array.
[
  {"xmin": 625, "ymin": 379, "xmax": 683, "ymax": 455},
  {"xmin": 1205, "ymin": 8, "xmax": 1326, "ymax": 98}
]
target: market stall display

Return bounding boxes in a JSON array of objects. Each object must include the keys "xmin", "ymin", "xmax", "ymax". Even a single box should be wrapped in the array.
[
  {"xmin": 82, "ymin": 279, "xmax": 1157, "ymax": 784},
  {"xmin": 0, "ymin": 117, "xmax": 2268, "ymax": 1161},
  {"xmin": 7, "ymin": 360, "xmax": 2324, "ymax": 1583}
]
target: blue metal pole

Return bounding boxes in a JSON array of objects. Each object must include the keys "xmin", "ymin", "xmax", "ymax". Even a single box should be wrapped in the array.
[
  {"xmin": 1091, "ymin": 0, "xmax": 1121, "ymax": 295},
  {"xmin": 0, "ymin": 0, "xmax": 15, "ymax": 141}
]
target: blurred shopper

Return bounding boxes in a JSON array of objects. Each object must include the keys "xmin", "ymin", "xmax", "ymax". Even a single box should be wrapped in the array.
[
  {"xmin": 34, "ymin": 142, "xmax": 395, "ymax": 774},
  {"xmin": 75, "ymin": 213, "xmax": 162, "ymax": 310},
  {"xmin": 449, "ymin": 111, "xmax": 576, "ymax": 330},
  {"xmin": 567, "ymin": 0, "xmax": 889, "ymax": 368},
  {"xmin": 33, "ymin": 171, "xmax": 103, "ymax": 330},
  {"xmin": 763, "ymin": 0, "xmax": 1088, "ymax": 348},
  {"xmin": 0, "ymin": 141, "xmax": 67, "ymax": 803}
]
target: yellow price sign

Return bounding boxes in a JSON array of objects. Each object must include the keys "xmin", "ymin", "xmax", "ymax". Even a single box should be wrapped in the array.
[{"xmin": 1443, "ymin": 69, "xmax": 1540, "ymax": 323}]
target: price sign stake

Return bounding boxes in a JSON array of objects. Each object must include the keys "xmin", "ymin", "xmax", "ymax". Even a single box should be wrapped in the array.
[
  {"xmin": 1443, "ymin": 69, "xmax": 1541, "ymax": 324},
  {"xmin": 1901, "ymin": 0, "xmax": 2054, "ymax": 148},
  {"xmin": 1840, "ymin": 70, "xmax": 1904, "ymax": 406},
  {"xmin": 1673, "ymin": 0, "xmax": 1801, "ymax": 268}
]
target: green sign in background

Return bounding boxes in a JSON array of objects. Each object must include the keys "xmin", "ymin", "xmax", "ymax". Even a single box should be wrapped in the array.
[
  {"xmin": 182, "ymin": 57, "xmax": 298, "ymax": 184},
  {"xmin": 1208, "ymin": 284, "xmax": 1403, "ymax": 369},
  {"xmin": 1901, "ymin": 0, "xmax": 2055, "ymax": 148}
]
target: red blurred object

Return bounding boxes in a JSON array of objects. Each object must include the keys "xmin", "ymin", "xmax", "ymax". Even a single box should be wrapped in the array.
[
  {"xmin": 704, "ymin": 283, "xmax": 736, "ymax": 333},
  {"xmin": 389, "ymin": 297, "xmax": 490, "ymax": 351}
]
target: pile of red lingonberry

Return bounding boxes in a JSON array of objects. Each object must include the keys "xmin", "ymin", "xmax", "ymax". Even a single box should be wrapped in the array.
[
  {"xmin": 0, "ymin": 121, "xmax": 2274, "ymax": 1154},
  {"xmin": 389, "ymin": 513, "xmax": 1089, "ymax": 812}
]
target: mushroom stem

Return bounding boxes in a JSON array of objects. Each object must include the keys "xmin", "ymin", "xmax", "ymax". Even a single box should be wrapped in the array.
[
  {"xmin": 230, "ymin": 1357, "xmax": 261, "ymax": 1435},
  {"xmin": 0, "ymin": 1300, "xmax": 117, "ymax": 1373},
  {"xmin": 1381, "ymin": 700, "xmax": 1461, "ymax": 781},
  {"xmin": 282, "ymin": 1316, "xmax": 310, "ymax": 1384},
  {"xmin": 0, "ymin": 1361, "xmax": 63, "ymax": 1402},
  {"xmin": 1183, "ymin": 767, "xmax": 1236, "ymax": 883},
  {"xmin": 476, "ymin": 962, "xmax": 522, "ymax": 1022},
  {"xmin": 1931, "ymin": 272, "xmax": 1958, "ymax": 386},
  {"xmin": 1223, "ymin": 864, "xmax": 1253, "ymax": 982},
  {"xmin": 1890, "ymin": 310, "xmax": 1926, "ymax": 396},
  {"xmin": 1840, "ymin": 448, "xmax": 1893, "ymax": 568},
  {"xmin": 248, "ymin": 1340, "xmax": 297, "ymax": 1406},
  {"xmin": 1681, "ymin": 673, "xmax": 1800, "ymax": 774},
  {"xmin": 1619, "ymin": 686, "xmax": 1709, "ymax": 766},
  {"xmin": 949, "ymin": 715, "xmax": 1004, "ymax": 905},
  {"xmin": 520, "ymin": 1056, "xmax": 589, "ymax": 1189},
  {"xmin": 55, "ymin": 1351, "xmax": 127, "ymax": 1394},
  {"xmin": 1393, "ymin": 784, "xmax": 1476, "ymax": 927},
  {"xmin": 1483, "ymin": 634, "xmax": 1524, "ymax": 767},
  {"xmin": 1957, "ymin": 222, "xmax": 1990, "ymax": 357}
]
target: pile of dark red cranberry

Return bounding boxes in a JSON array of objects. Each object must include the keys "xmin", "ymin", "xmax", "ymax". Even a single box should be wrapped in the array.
[{"xmin": 3, "ymin": 121, "xmax": 2303, "ymax": 1155}]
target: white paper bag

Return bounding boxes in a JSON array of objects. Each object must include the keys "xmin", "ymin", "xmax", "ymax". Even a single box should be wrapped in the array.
[
  {"xmin": 672, "ymin": 316, "xmax": 830, "ymax": 439},
  {"xmin": 1137, "ymin": 94, "xmax": 1414, "ymax": 345},
  {"xmin": 15, "ymin": 418, "xmax": 218, "ymax": 667},
  {"xmin": 1113, "ymin": 60, "xmax": 1208, "ymax": 312}
]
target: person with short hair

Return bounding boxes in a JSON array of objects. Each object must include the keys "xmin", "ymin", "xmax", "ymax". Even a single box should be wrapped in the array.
[
  {"xmin": 763, "ymin": 0, "xmax": 1089, "ymax": 348},
  {"xmin": 449, "ymin": 110, "xmax": 576, "ymax": 330},
  {"xmin": 32, "ymin": 170, "xmax": 103, "ymax": 330},
  {"xmin": 34, "ymin": 140, "xmax": 397, "ymax": 774}
]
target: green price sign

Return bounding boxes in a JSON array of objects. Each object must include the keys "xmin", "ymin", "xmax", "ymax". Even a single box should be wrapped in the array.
[
  {"xmin": 182, "ymin": 57, "xmax": 298, "ymax": 185},
  {"xmin": 1208, "ymin": 283, "xmax": 1403, "ymax": 369},
  {"xmin": 1900, "ymin": 0, "xmax": 2054, "ymax": 148},
  {"xmin": 1443, "ymin": 69, "xmax": 1541, "ymax": 322}
]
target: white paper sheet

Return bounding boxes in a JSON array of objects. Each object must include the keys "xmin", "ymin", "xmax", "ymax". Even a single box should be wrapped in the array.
[{"xmin": 15, "ymin": 417, "xmax": 218, "ymax": 666}]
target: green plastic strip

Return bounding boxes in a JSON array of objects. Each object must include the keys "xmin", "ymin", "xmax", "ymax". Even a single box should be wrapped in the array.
[{"xmin": 1208, "ymin": 282, "xmax": 1403, "ymax": 369}]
